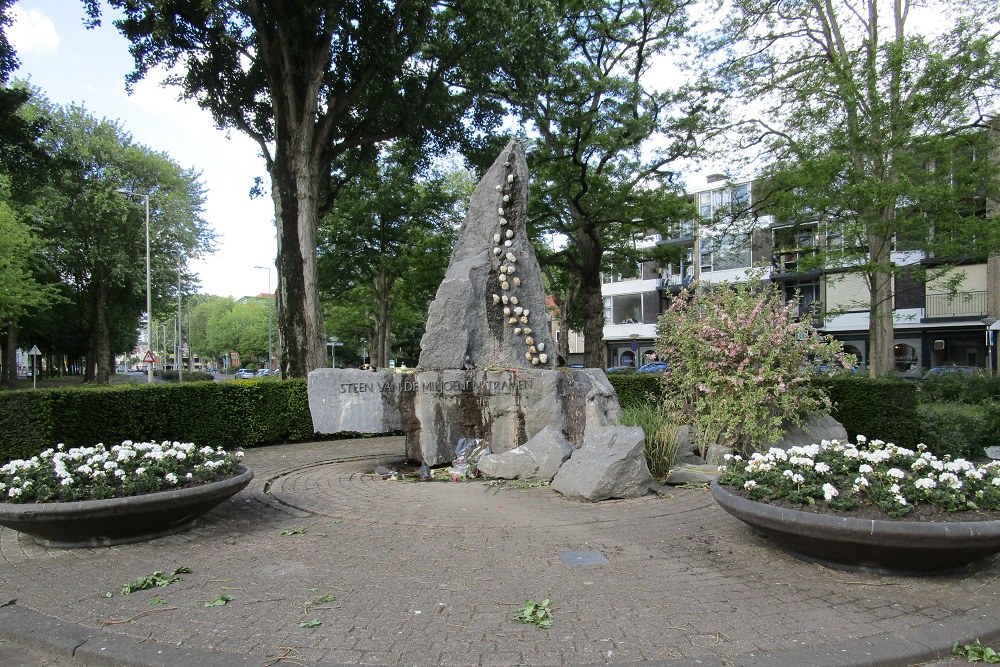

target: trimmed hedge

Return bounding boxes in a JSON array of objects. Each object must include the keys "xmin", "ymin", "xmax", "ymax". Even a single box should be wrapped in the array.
[
  {"xmin": 0, "ymin": 379, "xmax": 315, "ymax": 464},
  {"xmin": 798, "ymin": 375, "xmax": 923, "ymax": 447},
  {"xmin": 606, "ymin": 373, "xmax": 664, "ymax": 409}
]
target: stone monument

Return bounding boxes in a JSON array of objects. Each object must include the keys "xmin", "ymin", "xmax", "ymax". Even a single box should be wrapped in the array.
[{"xmin": 308, "ymin": 141, "xmax": 648, "ymax": 500}]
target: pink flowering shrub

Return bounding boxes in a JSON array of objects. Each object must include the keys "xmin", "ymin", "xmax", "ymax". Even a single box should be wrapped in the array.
[{"xmin": 655, "ymin": 279, "xmax": 852, "ymax": 457}]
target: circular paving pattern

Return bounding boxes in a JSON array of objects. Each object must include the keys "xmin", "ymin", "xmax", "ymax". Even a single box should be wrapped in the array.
[{"xmin": 2, "ymin": 437, "xmax": 999, "ymax": 667}]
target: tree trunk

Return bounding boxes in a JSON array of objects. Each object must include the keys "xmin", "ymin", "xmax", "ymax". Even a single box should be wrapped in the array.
[
  {"xmin": 2, "ymin": 323, "xmax": 17, "ymax": 388},
  {"xmin": 94, "ymin": 271, "xmax": 112, "ymax": 384},
  {"xmin": 575, "ymin": 222, "xmax": 606, "ymax": 368},
  {"xmin": 867, "ymin": 230, "xmax": 896, "ymax": 376}
]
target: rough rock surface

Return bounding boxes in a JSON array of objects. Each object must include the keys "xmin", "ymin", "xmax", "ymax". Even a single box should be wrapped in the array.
[
  {"xmin": 418, "ymin": 141, "xmax": 554, "ymax": 371},
  {"xmin": 768, "ymin": 414, "xmax": 849, "ymax": 450},
  {"xmin": 477, "ymin": 426, "xmax": 574, "ymax": 481},
  {"xmin": 308, "ymin": 367, "xmax": 620, "ymax": 466},
  {"xmin": 551, "ymin": 426, "xmax": 652, "ymax": 502}
]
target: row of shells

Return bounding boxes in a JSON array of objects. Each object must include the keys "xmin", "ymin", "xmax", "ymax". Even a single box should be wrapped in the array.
[{"xmin": 492, "ymin": 158, "xmax": 547, "ymax": 366}]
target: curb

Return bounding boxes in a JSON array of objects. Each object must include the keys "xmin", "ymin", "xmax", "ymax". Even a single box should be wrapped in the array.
[{"xmin": 3, "ymin": 595, "xmax": 999, "ymax": 667}]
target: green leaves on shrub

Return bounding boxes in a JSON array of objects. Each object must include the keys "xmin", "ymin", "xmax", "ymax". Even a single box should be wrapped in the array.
[{"xmin": 514, "ymin": 599, "xmax": 552, "ymax": 629}]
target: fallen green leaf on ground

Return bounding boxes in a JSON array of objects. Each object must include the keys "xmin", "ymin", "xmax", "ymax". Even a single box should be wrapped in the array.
[
  {"xmin": 299, "ymin": 619, "xmax": 322, "ymax": 628},
  {"xmin": 280, "ymin": 528, "xmax": 307, "ymax": 536},
  {"xmin": 148, "ymin": 597, "xmax": 165, "ymax": 606},
  {"xmin": 514, "ymin": 599, "xmax": 552, "ymax": 629},
  {"xmin": 205, "ymin": 595, "xmax": 232, "ymax": 607},
  {"xmin": 310, "ymin": 594, "xmax": 336, "ymax": 605},
  {"xmin": 120, "ymin": 567, "xmax": 191, "ymax": 596},
  {"xmin": 954, "ymin": 640, "xmax": 1000, "ymax": 663}
]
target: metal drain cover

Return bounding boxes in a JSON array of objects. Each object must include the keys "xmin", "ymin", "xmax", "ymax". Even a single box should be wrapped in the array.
[{"xmin": 559, "ymin": 551, "xmax": 609, "ymax": 565}]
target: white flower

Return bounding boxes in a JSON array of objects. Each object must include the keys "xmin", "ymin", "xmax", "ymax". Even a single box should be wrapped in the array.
[
  {"xmin": 822, "ymin": 483, "xmax": 839, "ymax": 501},
  {"xmin": 854, "ymin": 476, "xmax": 870, "ymax": 488},
  {"xmin": 165, "ymin": 473, "xmax": 179, "ymax": 485},
  {"xmin": 993, "ymin": 478, "xmax": 1000, "ymax": 487},
  {"xmin": 60, "ymin": 477, "xmax": 74, "ymax": 486},
  {"xmin": 914, "ymin": 477, "xmax": 936, "ymax": 490},
  {"xmin": 858, "ymin": 464, "xmax": 873, "ymax": 474},
  {"xmin": 744, "ymin": 480, "xmax": 757, "ymax": 490},
  {"xmin": 856, "ymin": 435, "xmax": 867, "ymax": 444},
  {"xmin": 814, "ymin": 462, "xmax": 831, "ymax": 474},
  {"xmin": 135, "ymin": 467, "xmax": 146, "ymax": 477},
  {"xmin": 886, "ymin": 468, "xmax": 905, "ymax": 479},
  {"xmin": 8, "ymin": 487, "xmax": 21, "ymax": 498}
]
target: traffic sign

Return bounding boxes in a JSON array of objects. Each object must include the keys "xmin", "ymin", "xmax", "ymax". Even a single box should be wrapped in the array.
[
  {"xmin": 143, "ymin": 350, "xmax": 158, "ymax": 364},
  {"xmin": 630, "ymin": 339, "xmax": 638, "ymax": 352}
]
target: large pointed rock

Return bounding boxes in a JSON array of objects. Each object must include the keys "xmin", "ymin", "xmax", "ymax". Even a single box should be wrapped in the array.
[
  {"xmin": 477, "ymin": 426, "xmax": 574, "ymax": 481},
  {"xmin": 551, "ymin": 426, "xmax": 653, "ymax": 502},
  {"xmin": 418, "ymin": 140, "xmax": 554, "ymax": 371}
]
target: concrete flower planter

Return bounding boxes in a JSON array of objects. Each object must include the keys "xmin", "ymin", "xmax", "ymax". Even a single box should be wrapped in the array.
[
  {"xmin": 711, "ymin": 481, "xmax": 1000, "ymax": 573},
  {"xmin": 0, "ymin": 465, "xmax": 253, "ymax": 548}
]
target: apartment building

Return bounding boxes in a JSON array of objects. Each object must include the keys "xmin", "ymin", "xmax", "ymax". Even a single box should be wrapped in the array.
[{"xmin": 599, "ymin": 176, "xmax": 1000, "ymax": 374}]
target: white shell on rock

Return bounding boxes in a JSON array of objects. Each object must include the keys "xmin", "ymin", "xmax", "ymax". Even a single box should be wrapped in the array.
[
  {"xmin": 514, "ymin": 328, "xmax": 522, "ymax": 335},
  {"xmin": 510, "ymin": 296, "xmax": 519, "ymax": 305},
  {"xmin": 509, "ymin": 317, "xmax": 518, "ymax": 324},
  {"xmin": 506, "ymin": 253, "xmax": 517, "ymax": 262},
  {"xmin": 525, "ymin": 336, "xmax": 534, "ymax": 346},
  {"xmin": 492, "ymin": 294, "xmax": 500, "ymax": 304},
  {"xmin": 501, "ymin": 281, "xmax": 510, "ymax": 290},
  {"xmin": 499, "ymin": 265, "xmax": 507, "ymax": 274},
  {"xmin": 499, "ymin": 217, "xmax": 507, "ymax": 225},
  {"xmin": 537, "ymin": 343, "xmax": 545, "ymax": 352},
  {"xmin": 503, "ymin": 195, "xmax": 510, "ymax": 203},
  {"xmin": 522, "ymin": 309, "xmax": 529, "ymax": 316},
  {"xmin": 523, "ymin": 327, "xmax": 532, "ymax": 335},
  {"xmin": 502, "ymin": 295, "xmax": 509, "ymax": 304},
  {"xmin": 503, "ymin": 307, "xmax": 511, "ymax": 316},
  {"xmin": 508, "ymin": 174, "xmax": 515, "ymax": 183},
  {"xmin": 539, "ymin": 353, "xmax": 548, "ymax": 364},
  {"xmin": 513, "ymin": 277, "xmax": 521, "ymax": 287},
  {"xmin": 531, "ymin": 356, "xmax": 539, "ymax": 365},
  {"xmin": 513, "ymin": 306, "xmax": 523, "ymax": 316},
  {"xmin": 504, "ymin": 240, "xmax": 512, "ymax": 247},
  {"xmin": 493, "ymin": 233, "xmax": 501, "ymax": 243},
  {"xmin": 493, "ymin": 247, "xmax": 502, "ymax": 255},
  {"xmin": 498, "ymin": 208, "xmax": 505, "ymax": 216},
  {"xmin": 505, "ymin": 230, "xmax": 514, "ymax": 239},
  {"xmin": 495, "ymin": 184, "xmax": 502, "ymax": 191},
  {"xmin": 505, "ymin": 265, "xmax": 515, "ymax": 274},
  {"xmin": 525, "ymin": 352, "xmax": 532, "ymax": 361},
  {"xmin": 520, "ymin": 315, "xmax": 529, "ymax": 324},
  {"xmin": 529, "ymin": 345, "xmax": 537, "ymax": 354}
]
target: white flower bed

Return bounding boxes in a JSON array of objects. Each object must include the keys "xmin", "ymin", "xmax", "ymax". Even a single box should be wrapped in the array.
[
  {"xmin": 1, "ymin": 441, "xmax": 243, "ymax": 504},
  {"xmin": 717, "ymin": 436, "xmax": 1000, "ymax": 518}
]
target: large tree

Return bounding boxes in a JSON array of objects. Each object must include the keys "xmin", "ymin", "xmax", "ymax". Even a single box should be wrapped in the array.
[
  {"xmin": 715, "ymin": 0, "xmax": 1000, "ymax": 375},
  {"xmin": 318, "ymin": 147, "xmax": 468, "ymax": 367},
  {"xmin": 86, "ymin": 0, "xmax": 555, "ymax": 377},
  {"xmin": 28, "ymin": 98, "xmax": 212, "ymax": 383},
  {"xmin": 518, "ymin": 0, "xmax": 710, "ymax": 368}
]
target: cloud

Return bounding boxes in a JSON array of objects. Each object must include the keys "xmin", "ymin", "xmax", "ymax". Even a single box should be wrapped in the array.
[{"xmin": 8, "ymin": 5, "xmax": 60, "ymax": 56}]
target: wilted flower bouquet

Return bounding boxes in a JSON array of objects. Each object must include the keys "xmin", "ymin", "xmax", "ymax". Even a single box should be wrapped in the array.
[
  {"xmin": 717, "ymin": 436, "xmax": 1000, "ymax": 519},
  {"xmin": 1, "ymin": 441, "xmax": 244, "ymax": 504}
]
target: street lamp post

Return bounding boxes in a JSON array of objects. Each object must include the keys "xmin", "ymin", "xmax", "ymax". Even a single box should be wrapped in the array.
[
  {"xmin": 984, "ymin": 318, "xmax": 998, "ymax": 377},
  {"xmin": 254, "ymin": 265, "xmax": 273, "ymax": 371},
  {"xmin": 119, "ymin": 190, "xmax": 153, "ymax": 384},
  {"xmin": 177, "ymin": 259, "xmax": 183, "ymax": 381}
]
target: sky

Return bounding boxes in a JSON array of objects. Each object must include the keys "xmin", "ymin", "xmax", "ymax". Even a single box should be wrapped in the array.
[{"xmin": 7, "ymin": 2, "xmax": 277, "ymax": 299}]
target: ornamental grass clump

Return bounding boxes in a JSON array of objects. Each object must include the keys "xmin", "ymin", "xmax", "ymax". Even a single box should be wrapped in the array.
[
  {"xmin": 656, "ymin": 278, "xmax": 851, "ymax": 457},
  {"xmin": 0, "ymin": 441, "xmax": 243, "ymax": 504},
  {"xmin": 717, "ymin": 436, "xmax": 1000, "ymax": 519}
]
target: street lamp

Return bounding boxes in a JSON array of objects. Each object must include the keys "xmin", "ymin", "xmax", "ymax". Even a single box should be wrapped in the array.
[
  {"xmin": 119, "ymin": 189, "xmax": 153, "ymax": 384},
  {"xmin": 984, "ymin": 317, "xmax": 998, "ymax": 377},
  {"xmin": 254, "ymin": 265, "xmax": 273, "ymax": 371}
]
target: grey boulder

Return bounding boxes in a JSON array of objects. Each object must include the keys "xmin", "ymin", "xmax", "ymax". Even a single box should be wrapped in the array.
[
  {"xmin": 551, "ymin": 426, "xmax": 652, "ymax": 502},
  {"xmin": 477, "ymin": 427, "xmax": 574, "ymax": 481}
]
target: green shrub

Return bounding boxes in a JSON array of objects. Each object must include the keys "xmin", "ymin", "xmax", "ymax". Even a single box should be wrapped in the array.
[
  {"xmin": 160, "ymin": 370, "xmax": 216, "ymax": 383},
  {"xmin": 656, "ymin": 280, "xmax": 848, "ymax": 456},
  {"xmin": 0, "ymin": 379, "xmax": 318, "ymax": 464},
  {"xmin": 606, "ymin": 373, "xmax": 663, "ymax": 409},
  {"xmin": 920, "ymin": 373, "xmax": 1000, "ymax": 405},
  {"xmin": 618, "ymin": 403, "xmax": 679, "ymax": 479},
  {"xmin": 917, "ymin": 402, "xmax": 1000, "ymax": 459},
  {"xmin": 812, "ymin": 375, "xmax": 922, "ymax": 447}
]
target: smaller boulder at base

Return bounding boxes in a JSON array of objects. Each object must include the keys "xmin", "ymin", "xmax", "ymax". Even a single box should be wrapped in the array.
[
  {"xmin": 478, "ymin": 426, "xmax": 574, "ymax": 481},
  {"xmin": 551, "ymin": 426, "xmax": 652, "ymax": 502}
]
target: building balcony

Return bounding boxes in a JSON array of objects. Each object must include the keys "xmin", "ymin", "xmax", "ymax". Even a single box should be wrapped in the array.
[
  {"xmin": 924, "ymin": 291, "xmax": 987, "ymax": 319},
  {"xmin": 659, "ymin": 274, "xmax": 693, "ymax": 292}
]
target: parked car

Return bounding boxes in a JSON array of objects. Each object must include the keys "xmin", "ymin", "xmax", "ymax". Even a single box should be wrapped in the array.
[
  {"xmin": 255, "ymin": 368, "xmax": 271, "ymax": 377},
  {"xmin": 637, "ymin": 361, "xmax": 669, "ymax": 373},
  {"xmin": 605, "ymin": 365, "xmax": 636, "ymax": 373},
  {"xmin": 923, "ymin": 365, "xmax": 980, "ymax": 379},
  {"xmin": 234, "ymin": 368, "xmax": 256, "ymax": 379}
]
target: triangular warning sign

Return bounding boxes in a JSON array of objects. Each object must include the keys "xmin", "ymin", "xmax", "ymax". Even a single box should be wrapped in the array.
[{"xmin": 143, "ymin": 350, "xmax": 158, "ymax": 364}]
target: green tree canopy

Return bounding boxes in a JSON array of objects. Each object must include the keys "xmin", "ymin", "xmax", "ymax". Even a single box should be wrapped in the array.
[{"xmin": 713, "ymin": 0, "xmax": 1000, "ymax": 375}]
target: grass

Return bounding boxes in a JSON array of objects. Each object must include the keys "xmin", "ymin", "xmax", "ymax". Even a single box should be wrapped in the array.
[{"xmin": 618, "ymin": 403, "xmax": 680, "ymax": 479}]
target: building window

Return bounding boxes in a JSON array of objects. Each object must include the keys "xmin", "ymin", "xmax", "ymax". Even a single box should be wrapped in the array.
[
  {"xmin": 605, "ymin": 294, "xmax": 642, "ymax": 324},
  {"xmin": 713, "ymin": 233, "xmax": 752, "ymax": 270}
]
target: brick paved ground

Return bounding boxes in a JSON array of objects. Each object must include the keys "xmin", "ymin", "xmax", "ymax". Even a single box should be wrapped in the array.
[{"xmin": 1, "ymin": 436, "xmax": 998, "ymax": 666}]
